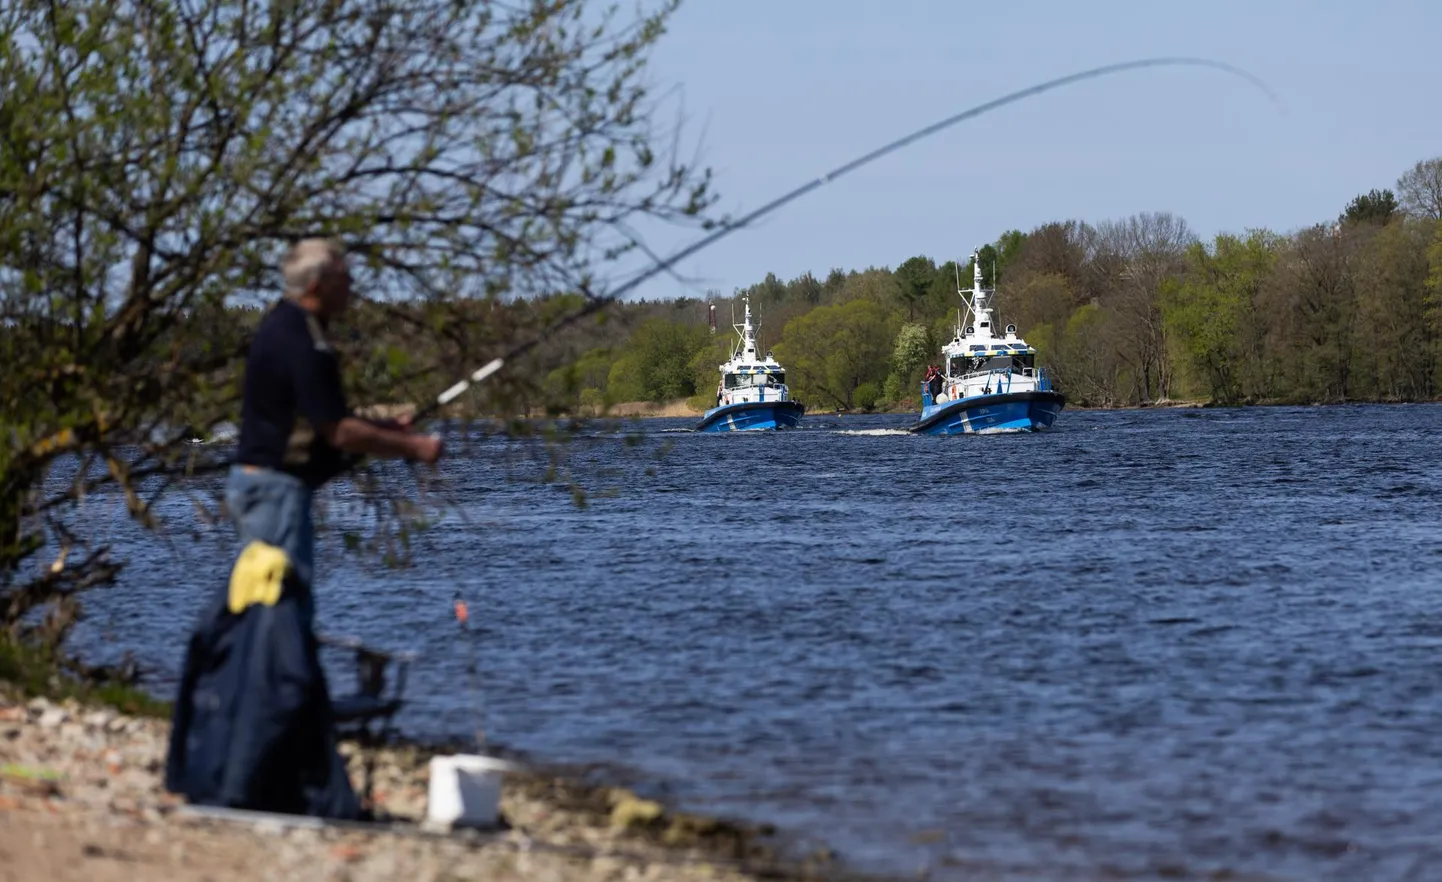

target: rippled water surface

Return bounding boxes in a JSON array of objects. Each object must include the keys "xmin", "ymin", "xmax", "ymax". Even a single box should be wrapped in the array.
[{"xmin": 59, "ymin": 405, "xmax": 1442, "ymax": 881}]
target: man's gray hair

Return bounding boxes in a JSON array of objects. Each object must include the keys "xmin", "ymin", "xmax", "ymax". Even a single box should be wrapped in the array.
[{"xmin": 282, "ymin": 238, "xmax": 346, "ymax": 299}]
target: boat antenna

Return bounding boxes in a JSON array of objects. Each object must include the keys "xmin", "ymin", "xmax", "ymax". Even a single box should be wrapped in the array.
[
  {"xmin": 991, "ymin": 254, "xmax": 999, "ymax": 317},
  {"xmin": 731, "ymin": 297, "xmax": 739, "ymax": 359},
  {"xmin": 954, "ymin": 259, "xmax": 964, "ymax": 337},
  {"xmin": 397, "ymin": 57, "xmax": 1279, "ymax": 421}
]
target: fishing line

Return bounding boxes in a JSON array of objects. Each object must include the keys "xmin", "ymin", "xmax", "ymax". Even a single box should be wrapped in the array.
[
  {"xmin": 412, "ymin": 56, "xmax": 1280, "ymax": 421},
  {"xmin": 452, "ymin": 590, "xmax": 487, "ymax": 751}
]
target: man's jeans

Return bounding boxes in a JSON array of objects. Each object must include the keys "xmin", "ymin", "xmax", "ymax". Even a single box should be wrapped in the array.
[{"xmin": 224, "ymin": 464, "xmax": 315, "ymax": 624}]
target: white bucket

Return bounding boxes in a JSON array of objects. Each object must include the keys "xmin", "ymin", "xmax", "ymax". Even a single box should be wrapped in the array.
[{"xmin": 424, "ymin": 754, "xmax": 520, "ymax": 831}]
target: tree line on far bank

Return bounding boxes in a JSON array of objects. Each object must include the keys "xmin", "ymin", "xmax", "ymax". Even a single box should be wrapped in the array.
[{"xmin": 538, "ymin": 154, "xmax": 1442, "ymax": 413}]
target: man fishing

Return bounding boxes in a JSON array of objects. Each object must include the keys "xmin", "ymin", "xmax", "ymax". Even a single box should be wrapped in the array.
[
  {"xmin": 227, "ymin": 237, "xmax": 443, "ymax": 612},
  {"xmin": 166, "ymin": 238, "xmax": 444, "ymax": 820}
]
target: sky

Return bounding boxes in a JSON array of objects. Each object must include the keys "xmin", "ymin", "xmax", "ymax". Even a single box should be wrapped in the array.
[{"xmin": 607, "ymin": 0, "xmax": 1442, "ymax": 302}]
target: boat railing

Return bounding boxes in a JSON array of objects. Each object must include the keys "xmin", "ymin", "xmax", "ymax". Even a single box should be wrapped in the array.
[
  {"xmin": 920, "ymin": 364, "xmax": 1051, "ymax": 405},
  {"xmin": 985, "ymin": 369, "xmax": 1011, "ymax": 395},
  {"xmin": 721, "ymin": 380, "xmax": 792, "ymax": 407}
]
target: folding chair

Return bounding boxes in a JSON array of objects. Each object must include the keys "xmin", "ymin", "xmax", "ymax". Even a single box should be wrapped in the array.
[{"xmin": 318, "ymin": 632, "xmax": 419, "ymax": 812}]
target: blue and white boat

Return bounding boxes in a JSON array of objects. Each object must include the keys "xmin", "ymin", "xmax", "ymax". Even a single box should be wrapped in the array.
[
  {"xmin": 695, "ymin": 295, "xmax": 805, "ymax": 432},
  {"xmin": 910, "ymin": 249, "xmax": 1065, "ymax": 435}
]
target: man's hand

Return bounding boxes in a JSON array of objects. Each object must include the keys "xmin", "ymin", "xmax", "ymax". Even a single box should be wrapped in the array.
[
  {"xmin": 396, "ymin": 415, "xmax": 443, "ymax": 466},
  {"xmin": 408, "ymin": 433, "xmax": 444, "ymax": 465}
]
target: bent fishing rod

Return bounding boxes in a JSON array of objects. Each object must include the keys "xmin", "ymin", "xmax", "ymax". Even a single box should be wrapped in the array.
[{"xmin": 409, "ymin": 56, "xmax": 1280, "ymax": 424}]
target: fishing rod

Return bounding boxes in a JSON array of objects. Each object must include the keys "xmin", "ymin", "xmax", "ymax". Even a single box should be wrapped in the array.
[{"xmin": 409, "ymin": 56, "xmax": 1280, "ymax": 423}]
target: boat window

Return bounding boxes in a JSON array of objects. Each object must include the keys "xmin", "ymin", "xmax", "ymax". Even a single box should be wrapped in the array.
[
  {"xmin": 725, "ymin": 372, "xmax": 783, "ymax": 389},
  {"xmin": 949, "ymin": 356, "xmax": 990, "ymax": 375}
]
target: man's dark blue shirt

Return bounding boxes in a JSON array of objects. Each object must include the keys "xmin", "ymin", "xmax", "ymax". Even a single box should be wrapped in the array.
[{"xmin": 234, "ymin": 299, "xmax": 351, "ymax": 487}]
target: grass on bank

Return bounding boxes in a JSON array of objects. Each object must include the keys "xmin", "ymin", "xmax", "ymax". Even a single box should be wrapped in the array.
[{"xmin": 0, "ymin": 632, "xmax": 171, "ymax": 718}]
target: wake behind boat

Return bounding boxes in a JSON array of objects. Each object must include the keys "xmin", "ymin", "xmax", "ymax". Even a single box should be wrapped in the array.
[
  {"xmin": 695, "ymin": 295, "xmax": 804, "ymax": 432},
  {"xmin": 910, "ymin": 249, "xmax": 1065, "ymax": 435}
]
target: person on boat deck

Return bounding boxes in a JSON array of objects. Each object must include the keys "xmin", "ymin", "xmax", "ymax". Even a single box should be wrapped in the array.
[
  {"xmin": 925, "ymin": 365, "xmax": 944, "ymax": 400},
  {"xmin": 164, "ymin": 238, "xmax": 444, "ymax": 820}
]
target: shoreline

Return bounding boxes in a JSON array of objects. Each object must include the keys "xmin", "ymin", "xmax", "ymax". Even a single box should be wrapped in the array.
[
  {"xmin": 332, "ymin": 396, "xmax": 1442, "ymax": 428},
  {"xmin": 0, "ymin": 652, "xmax": 880, "ymax": 882},
  {"xmin": 534, "ymin": 395, "xmax": 1442, "ymax": 421}
]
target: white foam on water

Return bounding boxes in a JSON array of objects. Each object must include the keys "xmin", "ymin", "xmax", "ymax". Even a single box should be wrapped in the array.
[{"xmin": 832, "ymin": 429, "xmax": 912, "ymax": 436}]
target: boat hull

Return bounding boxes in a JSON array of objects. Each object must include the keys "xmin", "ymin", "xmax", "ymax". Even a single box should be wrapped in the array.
[
  {"xmin": 695, "ymin": 400, "xmax": 805, "ymax": 432},
  {"xmin": 909, "ymin": 390, "xmax": 1065, "ymax": 435}
]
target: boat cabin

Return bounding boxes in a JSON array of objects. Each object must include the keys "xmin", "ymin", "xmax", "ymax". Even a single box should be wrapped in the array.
[{"xmin": 947, "ymin": 348, "xmax": 1038, "ymax": 379}]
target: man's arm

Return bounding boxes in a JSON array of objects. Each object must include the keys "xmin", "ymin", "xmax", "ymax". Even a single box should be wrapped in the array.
[
  {"xmin": 318, "ymin": 416, "xmax": 442, "ymax": 463},
  {"xmin": 293, "ymin": 336, "xmax": 443, "ymax": 464}
]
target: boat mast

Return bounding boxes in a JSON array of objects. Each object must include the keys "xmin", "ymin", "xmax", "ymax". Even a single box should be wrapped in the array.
[
  {"xmin": 959, "ymin": 248, "xmax": 993, "ymax": 340},
  {"xmin": 732, "ymin": 293, "xmax": 759, "ymax": 362}
]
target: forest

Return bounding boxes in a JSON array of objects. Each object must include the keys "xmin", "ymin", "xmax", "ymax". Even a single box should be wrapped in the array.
[{"xmin": 537, "ymin": 155, "xmax": 1442, "ymax": 413}]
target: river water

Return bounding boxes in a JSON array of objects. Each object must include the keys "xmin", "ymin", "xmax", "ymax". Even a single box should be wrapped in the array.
[{"xmin": 50, "ymin": 404, "xmax": 1442, "ymax": 881}]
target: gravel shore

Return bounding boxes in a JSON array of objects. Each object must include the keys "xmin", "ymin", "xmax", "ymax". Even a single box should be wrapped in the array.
[{"xmin": 0, "ymin": 689, "xmax": 865, "ymax": 882}]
